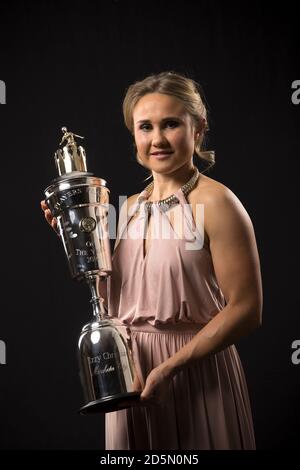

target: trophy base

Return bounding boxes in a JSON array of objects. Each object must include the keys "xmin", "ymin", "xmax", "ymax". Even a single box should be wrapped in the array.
[{"xmin": 79, "ymin": 392, "xmax": 141, "ymax": 414}]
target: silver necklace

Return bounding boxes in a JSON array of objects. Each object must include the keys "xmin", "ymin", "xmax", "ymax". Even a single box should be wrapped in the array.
[{"xmin": 142, "ymin": 167, "xmax": 199, "ymax": 213}]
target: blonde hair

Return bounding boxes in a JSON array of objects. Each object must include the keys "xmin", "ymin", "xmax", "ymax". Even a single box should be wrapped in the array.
[{"xmin": 123, "ymin": 71, "xmax": 215, "ymax": 175}]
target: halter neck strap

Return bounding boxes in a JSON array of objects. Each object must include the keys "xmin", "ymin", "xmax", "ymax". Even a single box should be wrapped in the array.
[{"xmin": 137, "ymin": 166, "xmax": 199, "ymax": 208}]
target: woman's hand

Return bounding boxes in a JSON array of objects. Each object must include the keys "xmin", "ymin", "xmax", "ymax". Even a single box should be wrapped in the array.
[
  {"xmin": 40, "ymin": 200, "xmax": 59, "ymax": 235},
  {"xmin": 140, "ymin": 364, "xmax": 172, "ymax": 406}
]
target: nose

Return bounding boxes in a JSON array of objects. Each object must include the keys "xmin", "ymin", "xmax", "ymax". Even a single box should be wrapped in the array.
[{"xmin": 152, "ymin": 127, "xmax": 168, "ymax": 147}]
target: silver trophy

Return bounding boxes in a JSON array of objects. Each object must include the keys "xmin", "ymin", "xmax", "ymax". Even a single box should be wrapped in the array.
[{"xmin": 44, "ymin": 127, "xmax": 141, "ymax": 414}]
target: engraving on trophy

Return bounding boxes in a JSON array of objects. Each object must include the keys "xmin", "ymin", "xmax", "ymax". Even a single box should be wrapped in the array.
[
  {"xmin": 59, "ymin": 188, "xmax": 83, "ymax": 202},
  {"xmin": 75, "ymin": 241, "xmax": 97, "ymax": 264},
  {"xmin": 88, "ymin": 350, "xmax": 127, "ymax": 363},
  {"xmin": 89, "ymin": 350, "xmax": 129, "ymax": 376},
  {"xmin": 94, "ymin": 364, "xmax": 115, "ymax": 375},
  {"xmin": 79, "ymin": 216, "xmax": 97, "ymax": 233},
  {"xmin": 76, "ymin": 249, "xmax": 88, "ymax": 256}
]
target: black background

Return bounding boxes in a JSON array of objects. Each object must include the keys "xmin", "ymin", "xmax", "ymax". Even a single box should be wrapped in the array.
[{"xmin": 0, "ymin": 0, "xmax": 299, "ymax": 450}]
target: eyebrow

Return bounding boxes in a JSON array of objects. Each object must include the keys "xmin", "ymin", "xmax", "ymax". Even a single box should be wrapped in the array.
[{"xmin": 136, "ymin": 116, "xmax": 182, "ymax": 124}]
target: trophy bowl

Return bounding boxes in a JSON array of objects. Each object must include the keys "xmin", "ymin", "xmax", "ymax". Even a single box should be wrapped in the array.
[{"xmin": 78, "ymin": 319, "xmax": 141, "ymax": 414}]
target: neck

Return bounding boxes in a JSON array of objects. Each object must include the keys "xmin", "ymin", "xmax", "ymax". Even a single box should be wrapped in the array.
[{"xmin": 148, "ymin": 161, "xmax": 195, "ymax": 201}]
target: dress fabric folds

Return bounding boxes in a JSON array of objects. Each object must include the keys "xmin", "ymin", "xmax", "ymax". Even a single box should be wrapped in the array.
[{"xmin": 106, "ymin": 186, "xmax": 256, "ymax": 450}]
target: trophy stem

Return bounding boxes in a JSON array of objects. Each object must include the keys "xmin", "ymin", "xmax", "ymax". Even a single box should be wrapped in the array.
[{"xmin": 86, "ymin": 275, "xmax": 107, "ymax": 321}]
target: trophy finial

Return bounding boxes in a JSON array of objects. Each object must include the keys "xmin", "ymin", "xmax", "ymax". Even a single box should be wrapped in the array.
[
  {"xmin": 60, "ymin": 126, "xmax": 84, "ymax": 146},
  {"xmin": 54, "ymin": 126, "xmax": 87, "ymax": 176}
]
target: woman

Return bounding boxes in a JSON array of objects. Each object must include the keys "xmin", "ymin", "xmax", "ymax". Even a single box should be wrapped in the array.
[{"xmin": 41, "ymin": 71, "xmax": 263, "ymax": 450}]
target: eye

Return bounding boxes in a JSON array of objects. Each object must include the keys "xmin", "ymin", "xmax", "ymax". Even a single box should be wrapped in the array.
[
  {"xmin": 139, "ymin": 123, "xmax": 152, "ymax": 131},
  {"xmin": 164, "ymin": 120, "xmax": 179, "ymax": 128}
]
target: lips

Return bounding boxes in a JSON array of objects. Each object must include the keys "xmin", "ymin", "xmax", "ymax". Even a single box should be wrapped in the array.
[
  {"xmin": 150, "ymin": 150, "xmax": 173, "ymax": 155},
  {"xmin": 150, "ymin": 150, "xmax": 174, "ymax": 160},
  {"xmin": 151, "ymin": 152, "xmax": 174, "ymax": 160}
]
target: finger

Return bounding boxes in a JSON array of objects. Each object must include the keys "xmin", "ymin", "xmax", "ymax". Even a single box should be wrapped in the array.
[
  {"xmin": 140, "ymin": 388, "xmax": 155, "ymax": 402},
  {"xmin": 51, "ymin": 218, "xmax": 59, "ymax": 233},
  {"xmin": 40, "ymin": 200, "xmax": 48, "ymax": 211},
  {"xmin": 44, "ymin": 209, "xmax": 53, "ymax": 224}
]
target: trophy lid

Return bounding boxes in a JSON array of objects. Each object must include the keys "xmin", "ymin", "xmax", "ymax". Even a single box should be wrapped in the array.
[{"xmin": 55, "ymin": 127, "xmax": 88, "ymax": 176}]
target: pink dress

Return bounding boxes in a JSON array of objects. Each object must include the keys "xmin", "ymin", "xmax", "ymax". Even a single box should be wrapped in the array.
[{"xmin": 106, "ymin": 186, "xmax": 256, "ymax": 450}]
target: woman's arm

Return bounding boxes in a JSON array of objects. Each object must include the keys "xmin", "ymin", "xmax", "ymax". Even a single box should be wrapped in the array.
[{"xmin": 141, "ymin": 185, "xmax": 263, "ymax": 401}]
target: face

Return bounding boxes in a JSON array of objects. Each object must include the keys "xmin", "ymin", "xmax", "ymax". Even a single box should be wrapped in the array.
[{"xmin": 132, "ymin": 93, "xmax": 199, "ymax": 174}]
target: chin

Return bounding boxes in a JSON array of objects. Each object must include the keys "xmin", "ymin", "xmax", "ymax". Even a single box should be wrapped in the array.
[
  {"xmin": 152, "ymin": 161, "xmax": 187, "ymax": 174},
  {"xmin": 150, "ymin": 164, "xmax": 177, "ymax": 174}
]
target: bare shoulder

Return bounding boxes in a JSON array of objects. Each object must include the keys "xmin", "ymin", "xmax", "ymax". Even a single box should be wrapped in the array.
[
  {"xmin": 189, "ymin": 173, "xmax": 254, "ymax": 241},
  {"xmin": 192, "ymin": 174, "xmax": 234, "ymax": 201},
  {"xmin": 194, "ymin": 174, "xmax": 250, "ymax": 213}
]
